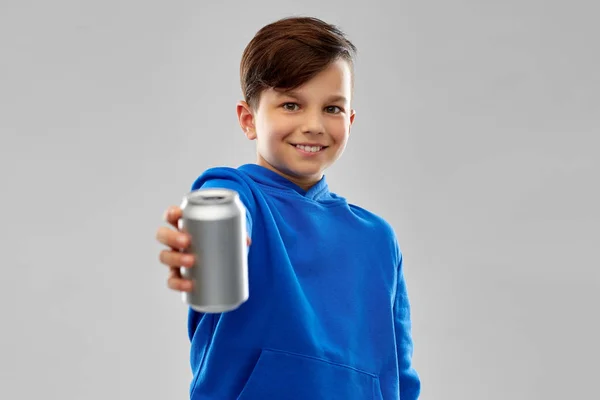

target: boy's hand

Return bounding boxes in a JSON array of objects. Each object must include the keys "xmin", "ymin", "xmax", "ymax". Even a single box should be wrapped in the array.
[{"xmin": 156, "ymin": 206, "xmax": 251, "ymax": 293}]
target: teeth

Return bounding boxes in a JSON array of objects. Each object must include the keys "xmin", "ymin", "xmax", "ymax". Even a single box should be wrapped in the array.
[{"xmin": 296, "ymin": 145, "xmax": 323, "ymax": 152}]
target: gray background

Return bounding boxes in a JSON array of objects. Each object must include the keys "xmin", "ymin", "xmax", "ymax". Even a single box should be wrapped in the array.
[{"xmin": 1, "ymin": 0, "xmax": 597, "ymax": 399}]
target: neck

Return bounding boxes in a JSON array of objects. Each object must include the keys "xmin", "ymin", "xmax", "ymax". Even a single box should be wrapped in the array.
[{"xmin": 255, "ymin": 156, "xmax": 322, "ymax": 192}]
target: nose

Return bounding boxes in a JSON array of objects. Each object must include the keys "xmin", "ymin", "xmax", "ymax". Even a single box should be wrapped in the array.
[{"xmin": 300, "ymin": 110, "xmax": 325, "ymax": 135}]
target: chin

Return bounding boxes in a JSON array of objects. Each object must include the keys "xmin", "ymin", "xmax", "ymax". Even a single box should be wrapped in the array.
[{"xmin": 286, "ymin": 165, "xmax": 324, "ymax": 179}]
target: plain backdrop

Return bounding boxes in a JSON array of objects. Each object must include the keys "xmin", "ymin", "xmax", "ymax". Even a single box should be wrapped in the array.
[{"xmin": 1, "ymin": 1, "xmax": 598, "ymax": 399}]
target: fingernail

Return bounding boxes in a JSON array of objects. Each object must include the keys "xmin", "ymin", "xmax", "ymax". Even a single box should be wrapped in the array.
[{"xmin": 178, "ymin": 235, "xmax": 188, "ymax": 246}]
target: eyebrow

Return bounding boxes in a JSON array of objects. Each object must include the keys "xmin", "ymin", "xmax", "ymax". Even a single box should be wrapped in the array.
[{"xmin": 277, "ymin": 90, "xmax": 348, "ymax": 104}]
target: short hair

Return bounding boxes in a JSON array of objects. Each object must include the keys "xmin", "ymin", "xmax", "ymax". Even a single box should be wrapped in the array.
[{"xmin": 240, "ymin": 16, "xmax": 358, "ymax": 112}]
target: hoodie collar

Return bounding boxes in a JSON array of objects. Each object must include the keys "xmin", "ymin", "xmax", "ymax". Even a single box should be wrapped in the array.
[{"xmin": 238, "ymin": 163, "xmax": 330, "ymax": 201}]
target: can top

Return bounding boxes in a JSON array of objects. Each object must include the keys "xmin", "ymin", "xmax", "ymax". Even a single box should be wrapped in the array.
[{"xmin": 185, "ymin": 188, "xmax": 238, "ymax": 206}]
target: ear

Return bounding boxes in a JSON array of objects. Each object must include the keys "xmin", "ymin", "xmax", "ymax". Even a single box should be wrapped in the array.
[
  {"xmin": 237, "ymin": 101, "xmax": 257, "ymax": 140},
  {"xmin": 348, "ymin": 109, "xmax": 356, "ymax": 134}
]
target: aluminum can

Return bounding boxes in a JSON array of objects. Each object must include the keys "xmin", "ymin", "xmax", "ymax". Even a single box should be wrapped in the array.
[{"xmin": 178, "ymin": 188, "xmax": 249, "ymax": 313}]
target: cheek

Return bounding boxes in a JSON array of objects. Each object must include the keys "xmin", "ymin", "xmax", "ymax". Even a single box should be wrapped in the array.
[
  {"xmin": 328, "ymin": 120, "xmax": 350, "ymax": 143},
  {"xmin": 265, "ymin": 117, "xmax": 293, "ymax": 142}
]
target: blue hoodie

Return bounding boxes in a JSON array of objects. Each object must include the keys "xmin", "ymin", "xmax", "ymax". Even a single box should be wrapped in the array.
[{"xmin": 186, "ymin": 163, "xmax": 420, "ymax": 399}]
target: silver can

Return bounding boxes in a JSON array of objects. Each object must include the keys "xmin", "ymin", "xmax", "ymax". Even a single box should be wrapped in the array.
[{"xmin": 178, "ymin": 188, "xmax": 249, "ymax": 313}]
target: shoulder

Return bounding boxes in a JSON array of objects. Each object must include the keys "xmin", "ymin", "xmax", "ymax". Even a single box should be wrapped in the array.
[
  {"xmin": 347, "ymin": 202, "xmax": 402, "ymax": 264},
  {"xmin": 189, "ymin": 165, "xmax": 257, "ymax": 213},
  {"xmin": 347, "ymin": 202, "xmax": 395, "ymax": 233},
  {"xmin": 190, "ymin": 166, "xmax": 249, "ymax": 190}
]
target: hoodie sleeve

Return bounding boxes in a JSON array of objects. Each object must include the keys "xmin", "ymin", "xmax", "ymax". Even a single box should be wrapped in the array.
[
  {"xmin": 394, "ymin": 250, "xmax": 422, "ymax": 399},
  {"xmin": 186, "ymin": 167, "xmax": 258, "ymax": 342}
]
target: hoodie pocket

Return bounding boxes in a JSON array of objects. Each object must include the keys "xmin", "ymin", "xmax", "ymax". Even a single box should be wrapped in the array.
[{"xmin": 237, "ymin": 348, "xmax": 383, "ymax": 400}]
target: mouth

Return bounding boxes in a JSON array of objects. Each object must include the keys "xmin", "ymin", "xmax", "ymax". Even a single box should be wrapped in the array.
[{"xmin": 290, "ymin": 143, "xmax": 329, "ymax": 154}]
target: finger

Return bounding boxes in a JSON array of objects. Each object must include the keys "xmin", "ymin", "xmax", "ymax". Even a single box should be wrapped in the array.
[
  {"xmin": 167, "ymin": 268, "xmax": 193, "ymax": 292},
  {"xmin": 247, "ymin": 236, "xmax": 252, "ymax": 246},
  {"xmin": 163, "ymin": 206, "xmax": 182, "ymax": 230},
  {"xmin": 159, "ymin": 249, "xmax": 195, "ymax": 268},
  {"xmin": 156, "ymin": 226, "xmax": 190, "ymax": 250}
]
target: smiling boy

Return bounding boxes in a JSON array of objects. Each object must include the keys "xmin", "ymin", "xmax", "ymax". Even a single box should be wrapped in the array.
[
  {"xmin": 239, "ymin": 57, "xmax": 353, "ymax": 190},
  {"xmin": 156, "ymin": 16, "xmax": 421, "ymax": 399}
]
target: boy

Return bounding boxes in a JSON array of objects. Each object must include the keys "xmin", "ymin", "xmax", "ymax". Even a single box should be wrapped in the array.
[{"xmin": 156, "ymin": 16, "xmax": 421, "ymax": 399}]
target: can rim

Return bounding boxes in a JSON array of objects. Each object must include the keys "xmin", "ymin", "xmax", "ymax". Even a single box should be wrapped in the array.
[{"xmin": 185, "ymin": 188, "xmax": 237, "ymax": 205}]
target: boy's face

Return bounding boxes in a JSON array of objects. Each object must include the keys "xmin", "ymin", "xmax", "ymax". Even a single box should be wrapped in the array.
[{"xmin": 237, "ymin": 58, "xmax": 356, "ymax": 191}]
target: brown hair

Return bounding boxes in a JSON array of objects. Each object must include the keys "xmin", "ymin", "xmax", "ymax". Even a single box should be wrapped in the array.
[{"xmin": 240, "ymin": 16, "xmax": 358, "ymax": 112}]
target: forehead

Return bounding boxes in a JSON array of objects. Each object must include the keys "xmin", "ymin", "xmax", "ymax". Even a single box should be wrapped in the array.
[{"xmin": 264, "ymin": 59, "xmax": 352, "ymax": 102}]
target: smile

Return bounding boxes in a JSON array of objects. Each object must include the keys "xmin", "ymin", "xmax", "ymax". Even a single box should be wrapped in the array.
[{"xmin": 291, "ymin": 144, "xmax": 328, "ymax": 155}]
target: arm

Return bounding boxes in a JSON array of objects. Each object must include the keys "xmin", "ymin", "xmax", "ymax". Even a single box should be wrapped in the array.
[{"xmin": 394, "ymin": 252, "xmax": 421, "ymax": 399}]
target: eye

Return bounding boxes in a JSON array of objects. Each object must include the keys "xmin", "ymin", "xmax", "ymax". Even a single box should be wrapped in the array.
[
  {"xmin": 282, "ymin": 103, "xmax": 343, "ymax": 114},
  {"xmin": 282, "ymin": 102, "xmax": 299, "ymax": 111}
]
